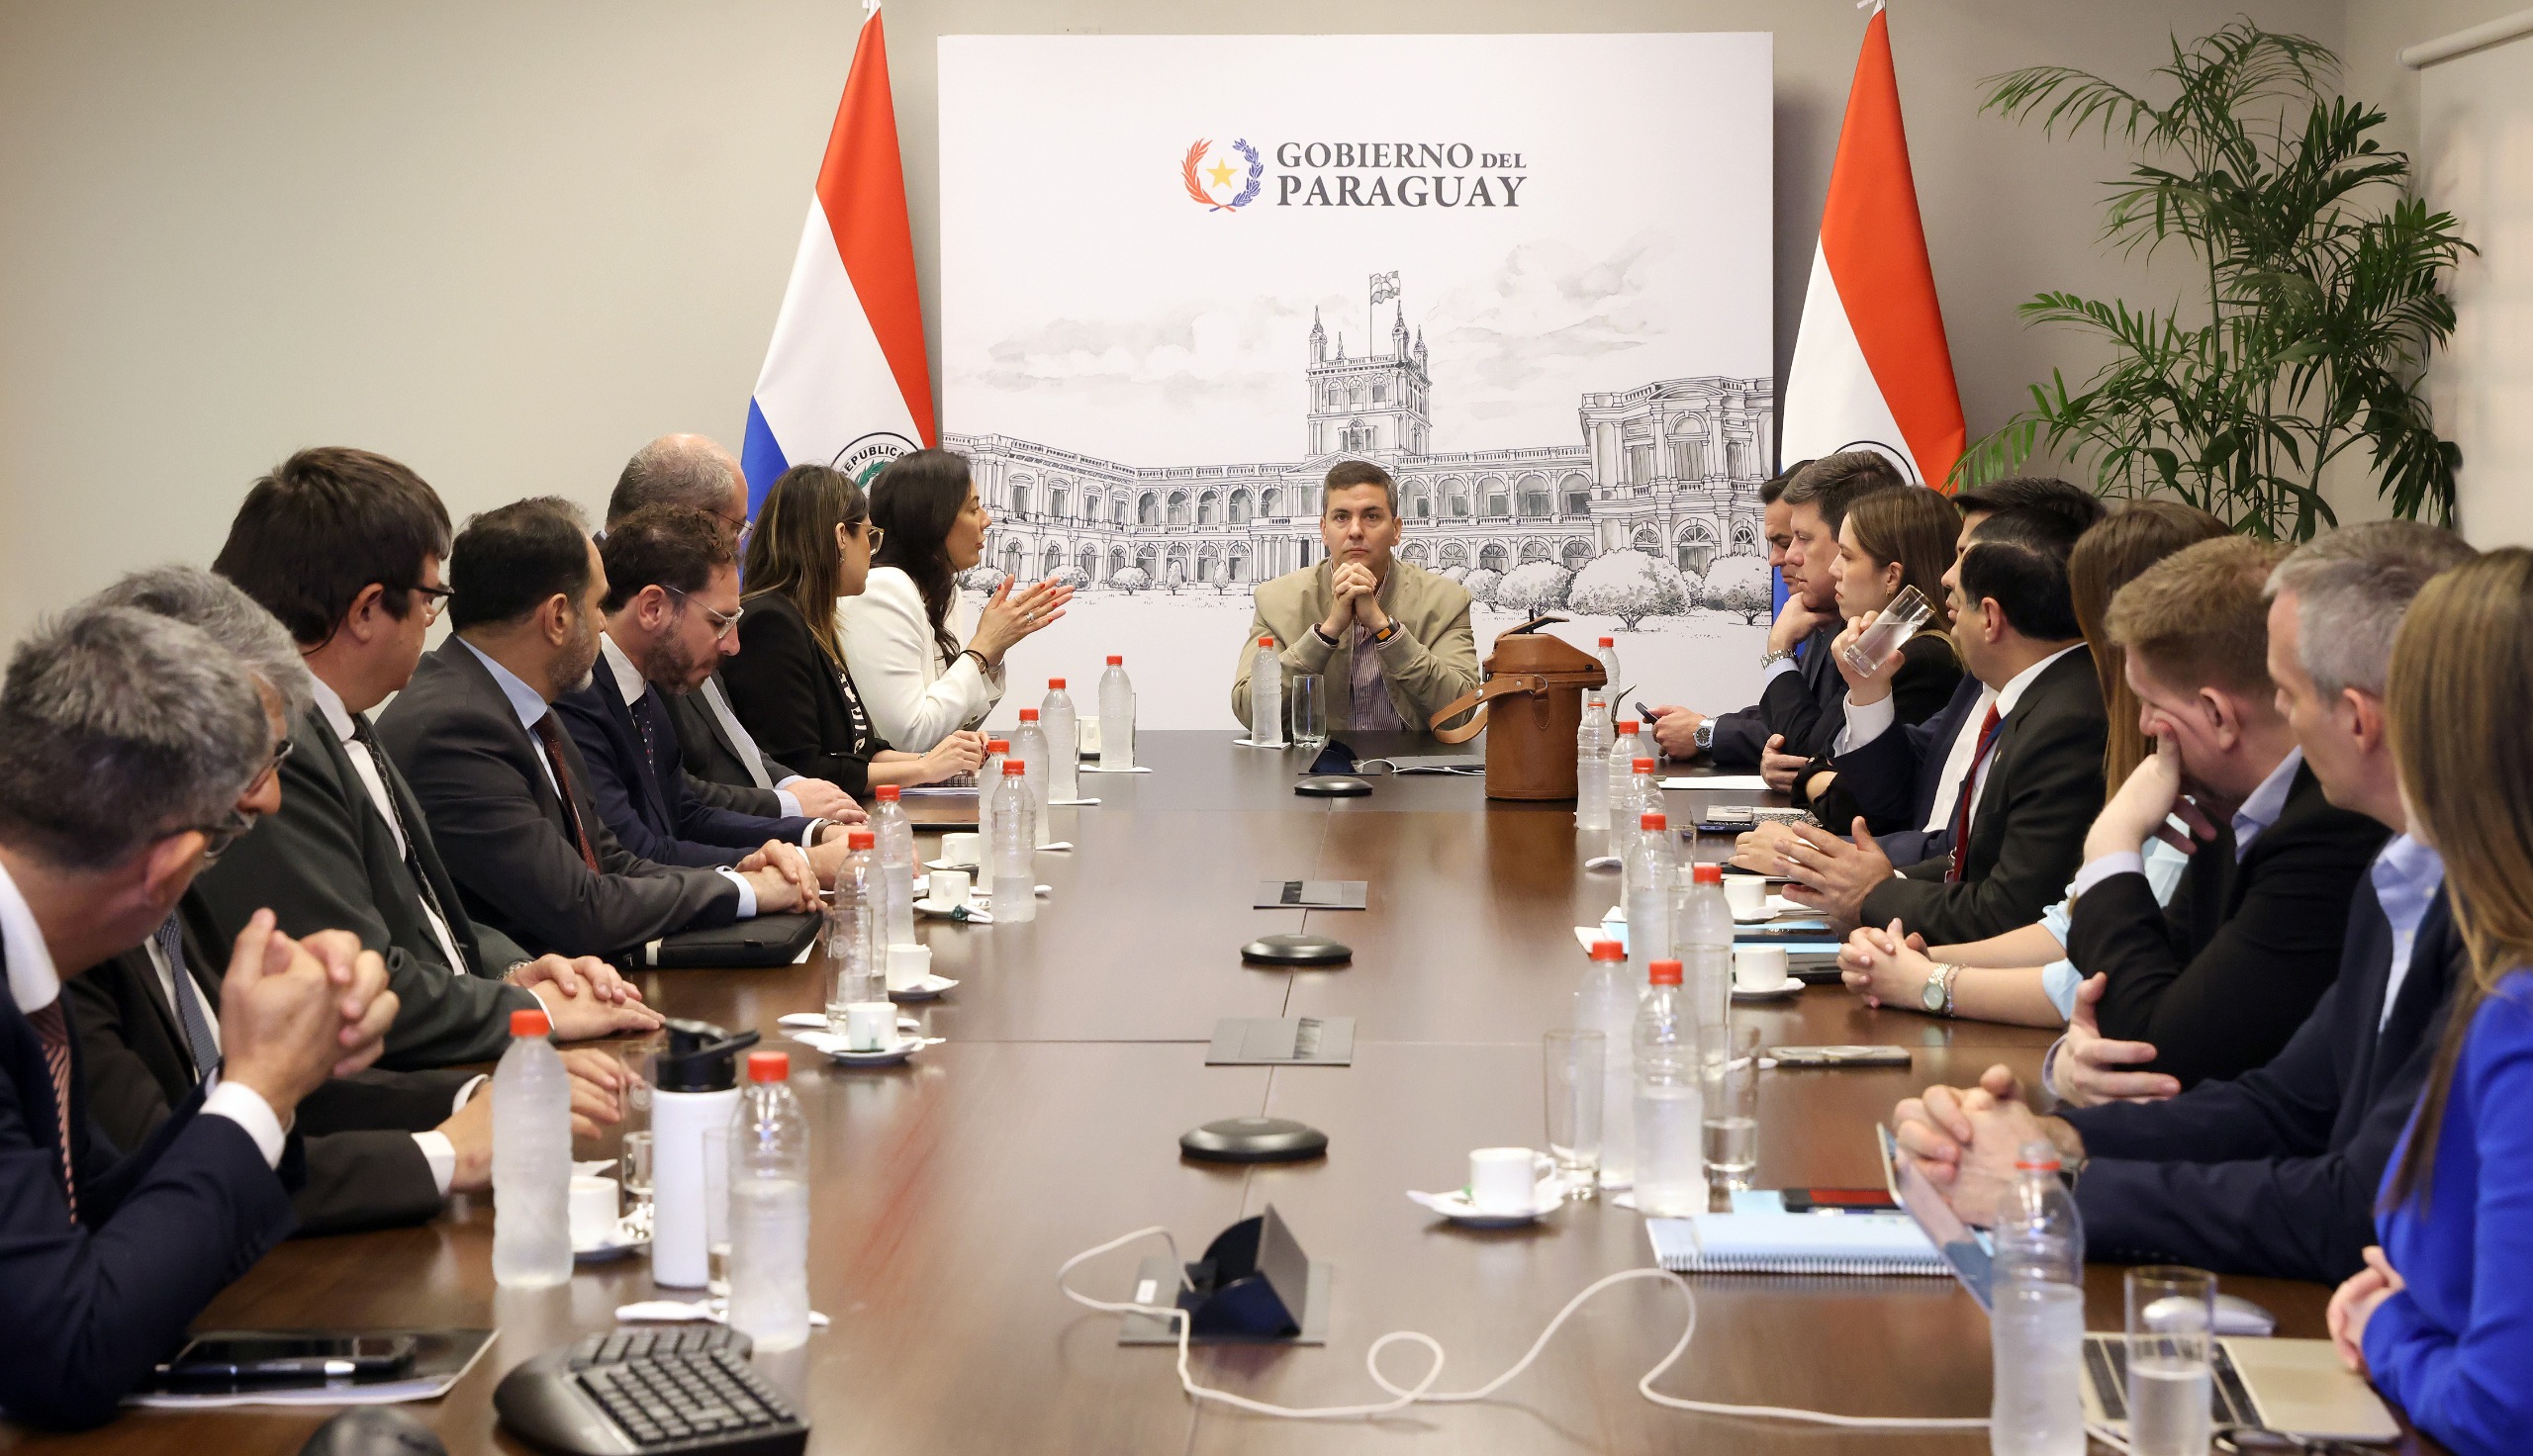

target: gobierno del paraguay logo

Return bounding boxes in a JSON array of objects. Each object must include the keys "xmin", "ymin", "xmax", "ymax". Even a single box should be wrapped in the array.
[{"xmin": 1180, "ymin": 137, "xmax": 1263, "ymax": 212}]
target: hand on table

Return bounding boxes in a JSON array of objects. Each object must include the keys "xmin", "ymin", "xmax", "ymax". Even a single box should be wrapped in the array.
[
  {"xmin": 2327, "ymin": 1246, "xmax": 2405, "ymax": 1374},
  {"xmin": 510, "ymin": 953, "xmax": 642, "ymax": 1007},
  {"xmin": 1838, "ymin": 918, "xmax": 1935, "ymax": 1009},
  {"xmin": 1890, "ymin": 1072, "xmax": 2077, "ymax": 1227},
  {"xmin": 2050, "ymin": 973, "xmax": 2178, "ymax": 1107},
  {"xmin": 1774, "ymin": 817, "xmax": 1894, "ymax": 931},
  {"xmin": 784, "ymin": 776, "xmax": 863, "ymax": 822},
  {"xmin": 736, "ymin": 841, "xmax": 818, "ymax": 913},
  {"xmin": 917, "ymin": 730, "xmax": 987, "ymax": 785}
]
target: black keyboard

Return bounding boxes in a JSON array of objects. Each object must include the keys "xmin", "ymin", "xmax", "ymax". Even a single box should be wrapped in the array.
[{"xmin": 495, "ymin": 1325, "xmax": 807, "ymax": 1456}]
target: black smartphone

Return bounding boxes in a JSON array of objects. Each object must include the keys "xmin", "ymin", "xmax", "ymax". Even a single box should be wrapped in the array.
[
  {"xmin": 1781, "ymin": 1186, "xmax": 1901, "ymax": 1214},
  {"xmin": 163, "ymin": 1333, "xmax": 418, "ymax": 1383},
  {"xmin": 1631, "ymin": 699, "xmax": 1659, "ymax": 727}
]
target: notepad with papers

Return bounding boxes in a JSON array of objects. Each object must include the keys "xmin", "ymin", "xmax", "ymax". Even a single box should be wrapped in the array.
[{"xmin": 1644, "ymin": 1211, "xmax": 1948, "ymax": 1276}]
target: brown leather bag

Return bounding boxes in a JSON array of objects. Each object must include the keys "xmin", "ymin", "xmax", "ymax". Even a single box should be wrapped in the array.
[{"xmin": 1428, "ymin": 617, "xmax": 1609, "ymax": 800}]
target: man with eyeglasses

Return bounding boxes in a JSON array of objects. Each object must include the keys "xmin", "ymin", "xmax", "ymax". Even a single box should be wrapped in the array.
[
  {"xmin": 204, "ymin": 449, "xmax": 663, "ymax": 1067},
  {"xmin": 556, "ymin": 506, "xmax": 856, "ymax": 884}
]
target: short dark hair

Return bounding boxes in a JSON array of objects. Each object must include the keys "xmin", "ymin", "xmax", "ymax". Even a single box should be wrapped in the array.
[
  {"xmin": 447, "ymin": 498, "xmax": 594, "ymax": 631},
  {"xmin": 1779, "ymin": 450, "xmax": 1905, "ymax": 537},
  {"xmin": 1322, "ymin": 460, "xmax": 1397, "ymax": 514},
  {"xmin": 1958, "ymin": 506, "xmax": 2084, "ymax": 641},
  {"xmin": 600, "ymin": 505, "xmax": 736, "ymax": 612},
  {"xmin": 1951, "ymin": 476, "xmax": 2106, "ymax": 540},
  {"xmin": 212, "ymin": 447, "xmax": 453, "ymax": 647},
  {"xmin": 1758, "ymin": 460, "xmax": 1812, "ymax": 506}
]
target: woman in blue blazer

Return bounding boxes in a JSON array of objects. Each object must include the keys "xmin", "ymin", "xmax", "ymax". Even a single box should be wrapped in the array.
[{"xmin": 2328, "ymin": 549, "xmax": 2533, "ymax": 1456}]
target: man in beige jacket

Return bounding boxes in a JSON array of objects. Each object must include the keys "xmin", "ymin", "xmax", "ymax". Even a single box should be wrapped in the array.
[{"xmin": 1231, "ymin": 461, "xmax": 1479, "ymax": 734}]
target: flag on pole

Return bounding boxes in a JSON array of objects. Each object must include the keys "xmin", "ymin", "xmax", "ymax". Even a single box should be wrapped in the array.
[
  {"xmin": 740, "ymin": 3, "xmax": 937, "ymax": 510},
  {"xmin": 1780, "ymin": 3, "xmax": 1965, "ymax": 488},
  {"xmin": 1368, "ymin": 271, "xmax": 1401, "ymax": 304}
]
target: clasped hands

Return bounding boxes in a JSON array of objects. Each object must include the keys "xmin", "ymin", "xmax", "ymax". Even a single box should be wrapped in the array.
[
  {"xmin": 505, "ymin": 953, "xmax": 663, "ymax": 1040},
  {"xmin": 216, "ymin": 910, "xmax": 400, "ymax": 1117},
  {"xmin": 1318, "ymin": 561, "xmax": 1391, "ymax": 640}
]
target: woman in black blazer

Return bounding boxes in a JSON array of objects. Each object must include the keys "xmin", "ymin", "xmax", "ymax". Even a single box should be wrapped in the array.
[
  {"xmin": 1794, "ymin": 486, "xmax": 1963, "ymax": 814},
  {"xmin": 722, "ymin": 465, "xmax": 984, "ymax": 796}
]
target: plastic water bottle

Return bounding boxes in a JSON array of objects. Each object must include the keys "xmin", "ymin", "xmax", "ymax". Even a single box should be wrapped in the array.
[
  {"xmin": 1251, "ymin": 636, "xmax": 1286, "ymax": 748},
  {"xmin": 824, "ymin": 830, "xmax": 881, "ymax": 1015},
  {"xmin": 1610, "ymin": 754, "xmax": 1662, "ymax": 869},
  {"xmin": 1596, "ymin": 635, "xmax": 1623, "ymax": 695},
  {"xmin": 1575, "ymin": 938, "xmax": 1638, "ymax": 1188},
  {"xmin": 1098, "ymin": 655, "xmax": 1136, "ymax": 770},
  {"xmin": 724, "ymin": 1050, "xmax": 811, "ymax": 1351},
  {"xmin": 1623, "ymin": 808, "xmax": 1676, "ymax": 992},
  {"xmin": 491, "ymin": 1007, "xmax": 573, "ymax": 1288},
  {"xmin": 871, "ymin": 785, "xmax": 916, "ymax": 949},
  {"xmin": 979, "ymin": 738, "xmax": 1010, "ymax": 853},
  {"xmin": 1042, "ymin": 679, "xmax": 1079, "ymax": 802},
  {"xmin": 1990, "ymin": 1140, "xmax": 2088, "ymax": 1456},
  {"xmin": 990, "ymin": 761, "xmax": 1037, "ymax": 922},
  {"xmin": 1606, "ymin": 729, "xmax": 1653, "ymax": 863},
  {"xmin": 1012, "ymin": 709, "xmax": 1054, "ymax": 847},
  {"xmin": 1633, "ymin": 959, "xmax": 1703, "ymax": 1216},
  {"xmin": 1675, "ymin": 862, "xmax": 1734, "ymax": 1039},
  {"xmin": 1575, "ymin": 693, "xmax": 1611, "ymax": 835}
]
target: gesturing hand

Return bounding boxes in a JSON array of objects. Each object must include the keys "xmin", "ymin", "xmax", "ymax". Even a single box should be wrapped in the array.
[
  {"xmin": 1776, "ymin": 817, "xmax": 1895, "ymax": 931},
  {"xmin": 971, "ymin": 578, "xmax": 1073, "ymax": 664},
  {"xmin": 2051, "ymin": 973, "xmax": 2177, "ymax": 1107}
]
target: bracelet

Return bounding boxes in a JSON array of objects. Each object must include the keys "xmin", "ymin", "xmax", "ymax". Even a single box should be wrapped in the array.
[
  {"xmin": 1312, "ymin": 623, "xmax": 1342, "ymax": 647},
  {"xmin": 960, "ymin": 648, "xmax": 991, "ymax": 674},
  {"xmin": 1370, "ymin": 620, "xmax": 1401, "ymax": 646}
]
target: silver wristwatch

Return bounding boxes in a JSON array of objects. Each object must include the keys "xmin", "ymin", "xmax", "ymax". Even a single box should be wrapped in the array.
[
  {"xmin": 1692, "ymin": 719, "xmax": 1716, "ymax": 752},
  {"xmin": 1758, "ymin": 647, "xmax": 1800, "ymax": 671},
  {"xmin": 1921, "ymin": 962, "xmax": 1961, "ymax": 1017}
]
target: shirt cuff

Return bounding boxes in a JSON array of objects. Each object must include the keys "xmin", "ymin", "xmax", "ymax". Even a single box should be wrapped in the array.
[
  {"xmin": 715, "ymin": 865, "xmax": 759, "ymax": 918},
  {"xmin": 202, "ymin": 1076, "xmax": 288, "ymax": 1169},
  {"xmin": 773, "ymin": 786, "xmax": 803, "ymax": 817},
  {"xmin": 799, "ymin": 819, "xmax": 825, "ymax": 848},
  {"xmin": 1837, "ymin": 691, "xmax": 1897, "ymax": 756},
  {"xmin": 414, "ymin": 1131, "xmax": 457, "ymax": 1197},
  {"xmin": 2071, "ymin": 852, "xmax": 2144, "ymax": 900},
  {"xmin": 2040, "ymin": 960, "xmax": 2083, "ymax": 1022},
  {"xmin": 452, "ymin": 1073, "xmax": 489, "ymax": 1114}
]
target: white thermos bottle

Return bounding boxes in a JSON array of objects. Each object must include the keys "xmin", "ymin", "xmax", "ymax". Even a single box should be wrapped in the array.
[{"xmin": 649, "ymin": 1019, "xmax": 754, "ymax": 1289}]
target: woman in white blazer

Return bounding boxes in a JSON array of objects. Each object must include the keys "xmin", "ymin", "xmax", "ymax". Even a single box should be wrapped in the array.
[{"xmin": 839, "ymin": 449, "xmax": 1074, "ymax": 752}]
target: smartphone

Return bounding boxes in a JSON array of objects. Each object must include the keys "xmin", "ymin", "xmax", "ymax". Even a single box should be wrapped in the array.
[
  {"xmin": 1781, "ymin": 1186, "xmax": 1901, "ymax": 1215},
  {"xmin": 1766, "ymin": 1045, "xmax": 1913, "ymax": 1069},
  {"xmin": 1631, "ymin": 699, "xmax": 1659, "ymax": 727},
  {"xmin": 162, "ymin": 1334, "xmax": 418, "ymax": 1383}
]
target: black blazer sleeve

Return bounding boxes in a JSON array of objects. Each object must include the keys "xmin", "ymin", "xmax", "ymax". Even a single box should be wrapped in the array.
[
  {"xmin": 722, "ymin": 600, "xmax": 877, "ymax": 796},
  {"xmin": 1885, "ymin": 633, "xmax": 1965, "ymax": 729}
]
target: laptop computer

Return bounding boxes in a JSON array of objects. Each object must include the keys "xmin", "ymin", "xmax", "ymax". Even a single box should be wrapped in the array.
[{"xmin": 1876, "ymin": 1127, "xmax": 2401, "ymax": 1445}]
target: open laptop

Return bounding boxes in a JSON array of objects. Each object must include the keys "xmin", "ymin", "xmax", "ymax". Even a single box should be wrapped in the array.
[{"xmin": 1877, "ymin": 1127, "xmax": 2401, "ymax": 1445}]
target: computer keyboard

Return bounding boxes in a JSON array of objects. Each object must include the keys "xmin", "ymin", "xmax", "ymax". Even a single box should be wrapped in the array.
[{"xmin": 495, "ymin": 1325, "xmax": 807, "ymax": 1456}]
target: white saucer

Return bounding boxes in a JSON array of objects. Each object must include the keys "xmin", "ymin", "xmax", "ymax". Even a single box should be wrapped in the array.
[
  {"xmin": 923, "ymin": 857, "xmax": 980, "ymax": 872},
  {"xmin": 888, "ymin": 973, "xmax": 958, "ymax": 1002},
  {"xmin": 1407, "ymin": 1178, "xmax": 1573, "ymax": 1228},
  {"xmin": 1732, "ymin": 976, "xmax": 1805, "ymax": 1002},
  {"xmin": 778, "ymin": 1012, "xmax": 921, "ymax": 1032},
  {"xmin": 914, "ymin": 898, "xmax": 991, "ymax": 923},
  {"xmin": 575, "ymin": 1212, "xmax": 651, "ymax": 1262},
  {"xmin": 791, "ymin": 1029, "xmax": 933, "ymax": 1066}
]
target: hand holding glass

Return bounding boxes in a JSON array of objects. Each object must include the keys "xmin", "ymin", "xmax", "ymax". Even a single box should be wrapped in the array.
[{"xmin": 1837, "ymin": 586, "xmax": 1936, "ymax": 679}]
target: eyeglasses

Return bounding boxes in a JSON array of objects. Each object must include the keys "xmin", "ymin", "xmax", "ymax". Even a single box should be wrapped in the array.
[
  {"xmin": 410, "ymin": 583, "xmax": 455, "ymax": 620},
  {"xmin": 664, "ymin": 584, "xmax": 743, "ymax": 641},
  {"xmin": 188, "ymin": 736, "xmax": 294, "ymax": 864},
  {"xmin": 860, "ymin": 522, "xmax": 885, "ymax": 554}
]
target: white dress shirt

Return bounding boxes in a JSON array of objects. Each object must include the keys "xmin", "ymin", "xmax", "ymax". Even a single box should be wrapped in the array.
[
  {"xmin": 838, "ymin": 567, "xmax": 1002, "ymax": 751},
  {"xmin": 1839, "ymin": 643, "xmax": 2080, "ymax": 837},
  {"xmin": 0, "ymin": 860, "xmax": 283, "ymax": 1168},
  {"xmin": 2368, "ymin": 834, "xmax": 2446, "ymax": 1033},
  {"xmin": 312, "ymin": 677, "xmax": 475, "ymax": 976}
]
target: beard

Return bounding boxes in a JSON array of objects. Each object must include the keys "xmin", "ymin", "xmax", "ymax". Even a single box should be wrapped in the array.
[
  {"xmin": 559, "ymin": 612, "xmax": 604, "ymax": 695},
  {"xmin": 641, "ymin": 633, "xmax": 708, "ymax": 695}
]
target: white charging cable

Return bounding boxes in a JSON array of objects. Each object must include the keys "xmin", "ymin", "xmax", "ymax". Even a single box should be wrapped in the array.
[{"xmin": 1058, "ymin": 1226, "xmax": 1995, "ymax": 1429}]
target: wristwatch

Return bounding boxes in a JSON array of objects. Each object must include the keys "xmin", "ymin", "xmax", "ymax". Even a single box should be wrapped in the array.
[
  {"xmin": 1692, "ymin": 719, "xmax": 1716, "ymax": 752},
  {"xmin": 1920, "ymin": 961, "xmax": 1961, "ymax": 1017},
  {"xmin": 1758, "ymin": 647, "xmax": 1800, "ymax": 671}
]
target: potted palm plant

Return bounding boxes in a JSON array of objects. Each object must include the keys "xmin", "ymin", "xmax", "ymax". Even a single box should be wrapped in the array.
[{"xmin": 1957, "ymin": 22, "xmax": 2472, "ymax": 537}]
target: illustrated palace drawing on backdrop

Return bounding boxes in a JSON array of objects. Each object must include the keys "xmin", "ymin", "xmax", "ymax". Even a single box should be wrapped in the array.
[{"xmin": 948, "ymin": 300, "xmax": 1776, "ymax": 592}]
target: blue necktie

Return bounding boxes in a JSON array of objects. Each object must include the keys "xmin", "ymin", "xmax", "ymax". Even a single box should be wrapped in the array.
[{"xmin": 156, "ymin": 915, "xmax": 221, "ymax": 1081}]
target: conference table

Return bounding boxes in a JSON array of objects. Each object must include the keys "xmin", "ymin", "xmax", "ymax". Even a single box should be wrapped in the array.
[{"xmin": 15, "ymin": 732, "xmax": 2422, "ymax": 1455}]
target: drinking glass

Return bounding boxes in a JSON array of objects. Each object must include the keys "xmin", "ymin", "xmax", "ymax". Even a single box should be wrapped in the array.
[
  {"xmin": 2124, "ymin": 1266, "xmax": 2217, "ymax": 1456},
  {"xmin": 1701, "ymin": 1023, "xmax": 1762, "ymax": 1191},
  {"xmin": 619, "ymin": 1130, "xmax": 654, "ymax": 1228},
  {"xmin": 1838, "ymin": 585, "xmax": 1936, "ymax": 678},
  {"xmin": 703, "ymin": 1127, "xmax": 732, "ymax": 1295},
  {"xmin": 1289, "ymin": 673, "xmax": 1328, "ymax": 751},
  {"xmin": 1542, "ymin": 1030, "xmax": 1605, "ymax": 1196}
]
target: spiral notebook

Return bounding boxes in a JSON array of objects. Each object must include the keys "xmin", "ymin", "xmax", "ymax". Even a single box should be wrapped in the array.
[{"xmin": 1643, "ymin": 1208, "xmax": 1948, "ymax": 1277}]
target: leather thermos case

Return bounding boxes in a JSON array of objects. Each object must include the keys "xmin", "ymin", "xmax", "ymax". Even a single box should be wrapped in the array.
[{"xmin": 1428, "ymin": 617, "xmax": 1608, "ymax": 801}]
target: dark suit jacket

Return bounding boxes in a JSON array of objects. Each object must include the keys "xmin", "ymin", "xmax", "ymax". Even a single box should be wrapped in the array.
[
  {"xmin": 1796, "ymin": 632, "xmax": 1965, "ymax": 826},
  {"xmin": 1, "ymin": 936, "xmax": 298, "ymax": 1429},
  {"xmin": 554, "ymin": 663, "xmax": 816, "ymax": 870},
  {"xmin": 1855, "ymin": 646, "xmax": 2108, "ymax": 945},
  {"xmin": 1707, "ymin": 620, "xmax": 1844, "ymax": 768},
  {"xmin": 1817, "ymin": 670, "xmax": 1986, "ymax": 870},
  {"xmin": 64, "ymin": 896, "xmax": 460, "ymax": 1237},
  {"xmin": 2072, "ymin": 761, "xmax": 2392, "ymax": 1089},
  {"xmin": 720, "ymin": 592, "xmax": 889, "ymax": 796},
  {"xmin": 669, "ymin": 675, "xmax": 801, "ymax": 793},
  {"xmin": 375, "ymin": 637, "xmax": 741, "ymax": 961},
  {"xmin": 2065, "ymin": 874, "xmax": 2463, "ymax": 1283},
  {"xmin": 193, "ymin": 699, "xmax": 539, "ymax": 1070}
]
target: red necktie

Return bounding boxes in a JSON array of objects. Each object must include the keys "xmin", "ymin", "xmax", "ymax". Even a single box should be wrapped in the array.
[
  {"xmin": 26, "ymin": 999, "xmax": 77, "ymax": 1221},
  {"xmin": 531, "ymin": 713, "xmax": 604, "ymax": 875},
  {"xmin": 1947, "ymin": 704, "xmax": 2004, "ymax": 883}
]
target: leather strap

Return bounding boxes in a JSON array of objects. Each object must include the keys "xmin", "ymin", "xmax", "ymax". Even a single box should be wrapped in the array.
[{"xmin": 1428, "ymin": 674, "xmax": 1547, "ymax": 744}]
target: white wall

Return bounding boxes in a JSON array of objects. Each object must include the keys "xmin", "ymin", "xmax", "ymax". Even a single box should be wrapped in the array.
[{"xmin": 1, "ymin": 0, "xmax": 2356, "ymax": 648}]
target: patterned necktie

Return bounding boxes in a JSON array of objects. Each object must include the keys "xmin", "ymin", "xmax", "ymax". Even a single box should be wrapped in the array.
[
  {"xmin": 25, "ymin": 999, "xmax": 77, "ymax": 1220},
  {"xmin": 1947, "ymin": 704, "xmax": 2006, "ymax": 883},
  {"xmin": 155, "ymin": 914, "xmax": 221, "ymax": 1081},
  {"xmin": 531, "ymin": 712, "xmax": 604, "ymax": 875}
]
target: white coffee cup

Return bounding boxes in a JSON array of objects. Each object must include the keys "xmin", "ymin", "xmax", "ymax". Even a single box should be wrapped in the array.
[
  {"xmin": 1723, "ymin": 875, "xmax": 1768, "ymax": 919},
  {"xmin": 886, "ymin": 943, "xmax": 931, "ymax": 992},
  {"xmin": 844, "ymin": 1001, "xmax": 896, "ymax": 1052},
  {"xmin": 569, "ymin": 1173, "xmax": 621, "ymax": 1249},
  {"xmin": 1734, "ymin": 945, "xmax": 1790, "ymax": 992},
  {"xmin": 1468, "ymin": 1146, "xmax": 1548, "ymax": 1214},
  {"xmin": 929, "ymin": 867, "xmax": 971, "ymax": 909},
  {"xmin": 942, "ymin": 832, "xmax": 983, "ymax": 867}
]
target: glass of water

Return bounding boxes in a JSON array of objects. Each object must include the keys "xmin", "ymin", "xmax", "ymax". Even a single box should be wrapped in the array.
[
  {"xmin": 619, "ymin": 1130, "xmax": 654, "ymax": 1237},
  {"xmin": 1542, "ymin": 1030, "xmax": 1604, "ymax": 1197},
  {"xmin": 1837, "ymin": 584, "xmax": 1937, "ymax": 679},
  {"xmin": 1702, "ymin": 1023, "xmax": 1762, "ymax": 1191},
  {"xmin": 2124, "ymin": 1265, "xmax": 2217, "ymax": 1456},
  {"xmin": 1289, "ymin": 673, "xmax": 1328, "ymax": 752},
  {"xmin": 703, "ymin": 1127, "xmax": 732, "ymax": 1295}
]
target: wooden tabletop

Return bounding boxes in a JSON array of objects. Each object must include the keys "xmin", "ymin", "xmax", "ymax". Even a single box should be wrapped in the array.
[{"xmin": 9, "ymin": 732, "xmax": 2386, "ymax": 1455}]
